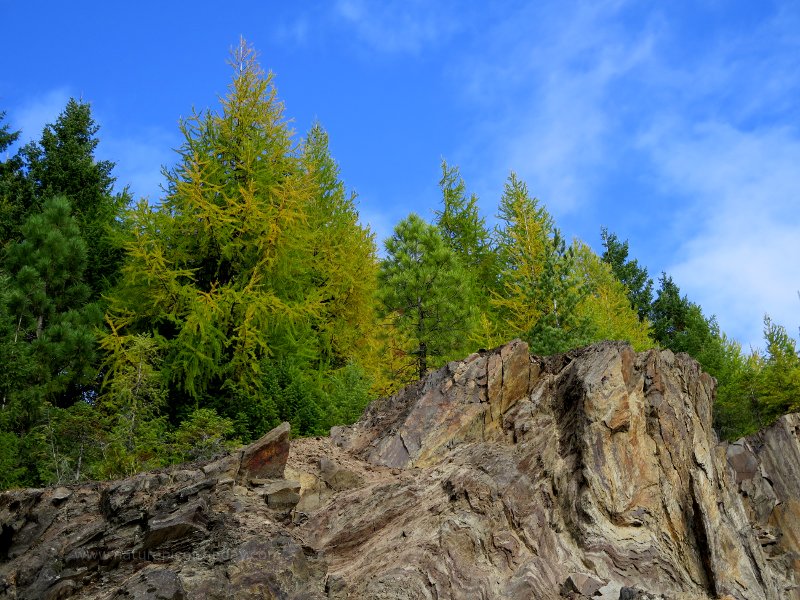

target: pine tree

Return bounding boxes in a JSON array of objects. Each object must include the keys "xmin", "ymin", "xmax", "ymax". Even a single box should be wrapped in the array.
[
  {"xmin": 650, "ymin": 273, "xmax": 697, "ymax": 351},
  {"xmin": 434, "ymin": 160, "xmax": 499, "ymax": 350},
  {"xmin": 378, "ymin": 213, "xmax": 476, "ymax": 381},
  {"xmin": 15, "ymin": 100, "xmax": 128, "ymax": 295},
  {"xmin": 0, "ymin": 111, "xmax": 24, "ymax": 247},
  {"xmin": 0, "ymin": 196, "xmax": 101, "ymax": 486},
  {"xmin": 3, "ymin": 196, "xmax": 101, "ymax": 409},
  {"xmin": 600, "ymin": 228, "xmax": 653, "ymax": 322},
  {"xmin": 434, "ymin": 161, "xmax": 495, "ymax": 279}
]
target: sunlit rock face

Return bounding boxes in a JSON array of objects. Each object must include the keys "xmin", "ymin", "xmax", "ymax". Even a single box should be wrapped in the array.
[{"xmin": 1, "ymin": 341, "xmax": 798, "ymax": 599}]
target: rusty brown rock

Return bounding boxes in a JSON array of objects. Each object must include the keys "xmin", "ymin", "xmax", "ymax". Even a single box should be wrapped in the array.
[{"xmin": 238, "ymin": 421, "xmax": 290, "ymax": 482}]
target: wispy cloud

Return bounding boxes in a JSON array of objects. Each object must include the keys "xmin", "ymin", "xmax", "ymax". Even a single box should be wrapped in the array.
[
  {"xmin": 633, "ymin": 4, "xmax": 800, "ymax": 348},
  {"xmin": 100, "ymin": 126, "xmax": 178, "ymax": 203},
  {"xmin": 451, "ymin": 0, "xmax": 800, "ymax": 346},
  {"xmin": 642, "ymin": 121, "xmax": 800, "ymax": 349},
  {"xmin": 8, "ymin": 88, "xmax": 176, "ymax": 204},
  {"xmin": 457, "ymin": 0, "xmax": 657, "ymax": 216},
  {"xmin": 10, "ymin": 87, "xmax": 72, "ymax": 145},
  {"xmin": 274, "ymin": 16, "xmax": 311, "ymax": 47},
  {"xmin": 333, "ymin": 0, "xmax": 460, "ymax": 55}
]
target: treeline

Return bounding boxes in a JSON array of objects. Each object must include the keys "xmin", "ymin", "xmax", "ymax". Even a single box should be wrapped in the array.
[{"xmin": 0, "ymin": 42, "xmax": 796, "ymax": 489}]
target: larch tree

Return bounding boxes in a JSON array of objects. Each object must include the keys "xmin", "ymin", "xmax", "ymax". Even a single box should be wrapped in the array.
[
  {"xmin": 104, "ymin": 41, "xmax": 375, "ymax": 439},
  {"xmin": 756, "ymin": 316, "xmax": 800, "ymax": 421},
  {"xmin": 572, "ymin": 241, "xmax": 652, "ymax": 350},
  {"xmin": 493, "ymin": 173, "xmax": 591, "ymax": 354},
  {"xmin": 300, "ymin": 122, "xmax": 378, "ymax": 370},
  {"xmin": 105, "ymin": 41, "xmax": 316, "ymax": 434},
  {"xmin": 378, "ymin": 213, "xmax": 475, "ymax": 381}
]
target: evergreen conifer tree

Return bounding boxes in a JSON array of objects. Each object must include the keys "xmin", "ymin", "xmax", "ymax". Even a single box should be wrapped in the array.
[
  {"xmin": 3, "ymin": 196, "xmax": 101, "ymax": 410},
  {"xmin": 434, "ymin": 160, "xmax": 499, "ymax": 350},
  {"xmin": 0, "ymin": 196, "xmax": 101, "ymax": 486},
  {"xmin": 572, "ymin": 241, "xmax": 652, "ymax": 350},
  {"xmin": 600, "ymin": 228, "xmax": 653, "ymax": 322},
  {"xmin": 0, "ymin": 111, "xmax": 24, "ymax": 246},
  {"xmin": 378, "ymin": 213, "xmax": 475, "ymax": 380},
  {"xmin": 15, "ymin": 100, "xmax": 128, "ymax": 295}
]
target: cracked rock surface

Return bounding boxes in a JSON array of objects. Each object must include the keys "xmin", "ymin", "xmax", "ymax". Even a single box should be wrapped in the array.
[{"xmin": 1, "ymin": 341, "xmax": 799, "ymax": 599}]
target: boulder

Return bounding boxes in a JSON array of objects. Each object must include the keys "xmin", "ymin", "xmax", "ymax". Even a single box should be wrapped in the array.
[{"xmin": 238, "ymin": 421, "xmax": 290, "ymax": 482}]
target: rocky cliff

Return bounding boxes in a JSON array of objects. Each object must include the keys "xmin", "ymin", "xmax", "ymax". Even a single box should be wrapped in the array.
[{"xmin": 1, "ymin": 341, "xmax": 798, "ymax": 599}]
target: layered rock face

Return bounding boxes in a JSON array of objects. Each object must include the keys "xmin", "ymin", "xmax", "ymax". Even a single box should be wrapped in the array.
[{"xmin": 1, "ymin": 341, "xmax": 798, "ymax": 599}]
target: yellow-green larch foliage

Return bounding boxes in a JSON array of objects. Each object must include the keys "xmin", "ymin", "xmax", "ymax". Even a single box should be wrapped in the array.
[
  {"xmin": 572, "ymin": 240, "xmax": 653, "ymax": 351},
  {"xmin": 492, "ymin": 173, "xmax": 592, "ymax": 354},
  {"xmin": 491, "ymin": 173, "xmax": 551, "ymax": 341},
  {"xmin": 300, "ymin": 123, "xmax": 379, "ymax": 368},
  {"xmin": 101, "ymin": 42, "xmax": 352, "ymax": 437}
]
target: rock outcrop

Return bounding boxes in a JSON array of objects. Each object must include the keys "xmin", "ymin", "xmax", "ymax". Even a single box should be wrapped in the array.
[{"xmin": 1, "ymin": 341, "xmax": 798, "ymax": 599}]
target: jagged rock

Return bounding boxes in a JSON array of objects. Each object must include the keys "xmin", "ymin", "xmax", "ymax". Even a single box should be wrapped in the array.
[
  {"xmin": 111, "ymin": 567, "xmax": 186, "ymax": 599},
  {"xmin": 561, "ymin": 572, "xmax": 605, "ymax": 597},
  {"xmin": 261, "ymin": 480, "xmax": 301, "ymax": 509},
  {"xmin": 2, "ymin": 342, "xmax": 800, "ymax": 599},
  {"xmin": 237, "ymin": 421, "xmax": 290, "ymax": 482},
  {"xmin": 726, "ymin": 413, "xmax": 800, "ymax": 594},
  {"xmin": 319, "ymin": 457, "xmax": 362, "ymax": 491},
  {"xmin": 618, "ymin": 588, "xmax": 664, "ymax": 600}
]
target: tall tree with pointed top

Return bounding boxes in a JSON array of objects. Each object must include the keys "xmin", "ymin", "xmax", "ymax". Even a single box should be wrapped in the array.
[
  {"xmin": 301, "ymin": 122, "xmax": 378, "ymax": 368},
  {"xmin": 572, "ymin": 240, "xmax": 652, "ymax": 350},
  {"xmin": 600, "ymin": 227, "xmax": 653, "ymax": 322},
  {"xmin": 379, "ymin": 213, "xmax": 475, "ymax": 381},
  {"xmin": 10, "ymin": 100, "xmax": 128, "ymax": 295},
  {"xmin": 105, "ymin": 42, "xmax": 317, "ymax": 433},
  {"xmin": 0, "ymin": 111, "xmax": 24, "ymax": 247},
  {"xmin": 493, "ymin": 173, "xmax": 591, "ymax": 354},
  {"xmin": 104, "ymin": 41, "xmax": 378, "ymax": 438},
  {"xmin": 434, "ymin": 160, "xmax": 499, "ymax": 351}
]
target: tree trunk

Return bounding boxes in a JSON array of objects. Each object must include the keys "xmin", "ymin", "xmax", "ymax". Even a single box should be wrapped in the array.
[{"xmin": 418, "ymin": 341, "xmax": 427, "ymax": 380}]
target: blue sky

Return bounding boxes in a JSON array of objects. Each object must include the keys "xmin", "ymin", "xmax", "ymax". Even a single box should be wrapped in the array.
[{"xmin": 2, "ymin": 0, "xmax": 799, "ymax": 350}]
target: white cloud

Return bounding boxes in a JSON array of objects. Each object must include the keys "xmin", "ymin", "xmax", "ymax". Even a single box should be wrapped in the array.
[
  {"xmin": 642, "ymin": 121, "xmax": 800, "ymax": 349},
  {"xmin": 334, "ymin": 0, "xmax": 459, "ymax": 54},
  {"xmin": 456, "ymin": 0, "xmax": 656, "ymax": 216},
  {"xmin": 10, "ymin": 88, "xmax": 72, "ymax": 145},
  {"xmin": 449, "ymin": 1, "xmax": 800, "ymax": 349}
]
